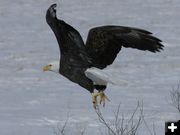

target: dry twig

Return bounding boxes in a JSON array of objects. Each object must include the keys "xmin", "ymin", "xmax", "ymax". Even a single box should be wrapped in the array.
[
  {"xmin": 170, "ymin": 84, "xmax": 180, "ymax": 113},
  {"xmin": 94, "ymin": 102, "xmax": 144, "ymax": 135}
]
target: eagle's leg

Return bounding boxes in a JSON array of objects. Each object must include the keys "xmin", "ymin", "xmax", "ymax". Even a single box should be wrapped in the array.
[
  {"xmin": 92, "ymin": 91, "xmax": 110, "ymax": 109},
  {"xmin": 92, "ymin": 92, "xmax": 100, "ymax": 109}
]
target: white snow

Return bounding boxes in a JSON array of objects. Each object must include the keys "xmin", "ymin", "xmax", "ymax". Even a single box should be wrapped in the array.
[{"xmin": 0, "ymin": 0, "xmax": 180, "ymax": 135}]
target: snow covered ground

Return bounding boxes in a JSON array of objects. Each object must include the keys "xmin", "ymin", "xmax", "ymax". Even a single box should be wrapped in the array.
[{"xmin": 0, "ymin": 0, "xmax": 180, "ymax": 134}]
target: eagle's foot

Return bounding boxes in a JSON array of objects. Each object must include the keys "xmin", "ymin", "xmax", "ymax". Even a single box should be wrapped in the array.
[{"xmin": 92, "ymin": 91, "xmax": 110, "ymax": 109}]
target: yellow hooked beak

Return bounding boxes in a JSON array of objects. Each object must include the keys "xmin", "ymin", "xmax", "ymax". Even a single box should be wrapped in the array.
[{"xmin": 43, "ymin": 65, "xmax": 51, "ymax": 71}]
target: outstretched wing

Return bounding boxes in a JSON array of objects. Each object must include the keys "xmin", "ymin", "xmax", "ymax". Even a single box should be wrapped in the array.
[
  {"xmin": 46, "ymin": 4, "xmax": 94, "ymax": 92},
  {"xmin": 85, "ymin": 26, "xmax": 164, "ymax": 69},
  {"xmin": 46, "ymin": 4, "xmax": 92, "ymax": 66}
]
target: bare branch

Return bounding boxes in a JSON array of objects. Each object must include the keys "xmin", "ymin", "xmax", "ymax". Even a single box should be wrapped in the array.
[
  {"xmin": 95, "ymin": 106, "xmax": 116, "ymax": 135},
  {"xmin": 94, "ymin": 102, "xmax": 144, "ymax": 135},
  {"xmin": 54, "ymin": 117, "xmax": 69, "ymax": 135},
  {"xmin": 170, "ymin": 84, "xmax": 180, "ymax": 113},
  {"xmin": 53, "ymin": 115, "xmax": 87, "ymax": 135}
]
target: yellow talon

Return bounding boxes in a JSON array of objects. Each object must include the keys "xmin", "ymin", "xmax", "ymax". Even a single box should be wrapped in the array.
[{"xmin": 92, "ymin": 91, "xmax": 110, "ymax": 109}]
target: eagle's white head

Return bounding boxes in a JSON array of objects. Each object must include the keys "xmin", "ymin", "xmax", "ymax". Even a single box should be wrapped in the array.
[{"xmin": 43, "ymin": 61, "xmax": 60, "ymax": 73}]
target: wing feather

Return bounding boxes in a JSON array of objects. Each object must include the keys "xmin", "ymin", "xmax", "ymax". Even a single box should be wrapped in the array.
[{"xmin": 85, "ymin": 25, "xmax": 164, "ymax": 69}]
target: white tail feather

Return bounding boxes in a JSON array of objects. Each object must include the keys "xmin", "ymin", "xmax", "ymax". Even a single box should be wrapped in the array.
[{"xmin": 85, "ymin": 67, "xmax": 128, "ymax": 86}]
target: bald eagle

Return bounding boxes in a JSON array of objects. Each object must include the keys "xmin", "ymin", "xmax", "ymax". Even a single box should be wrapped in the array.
[{"xmin": 43, "ymin": 4, "xmax": 164, "ymax": 108}]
